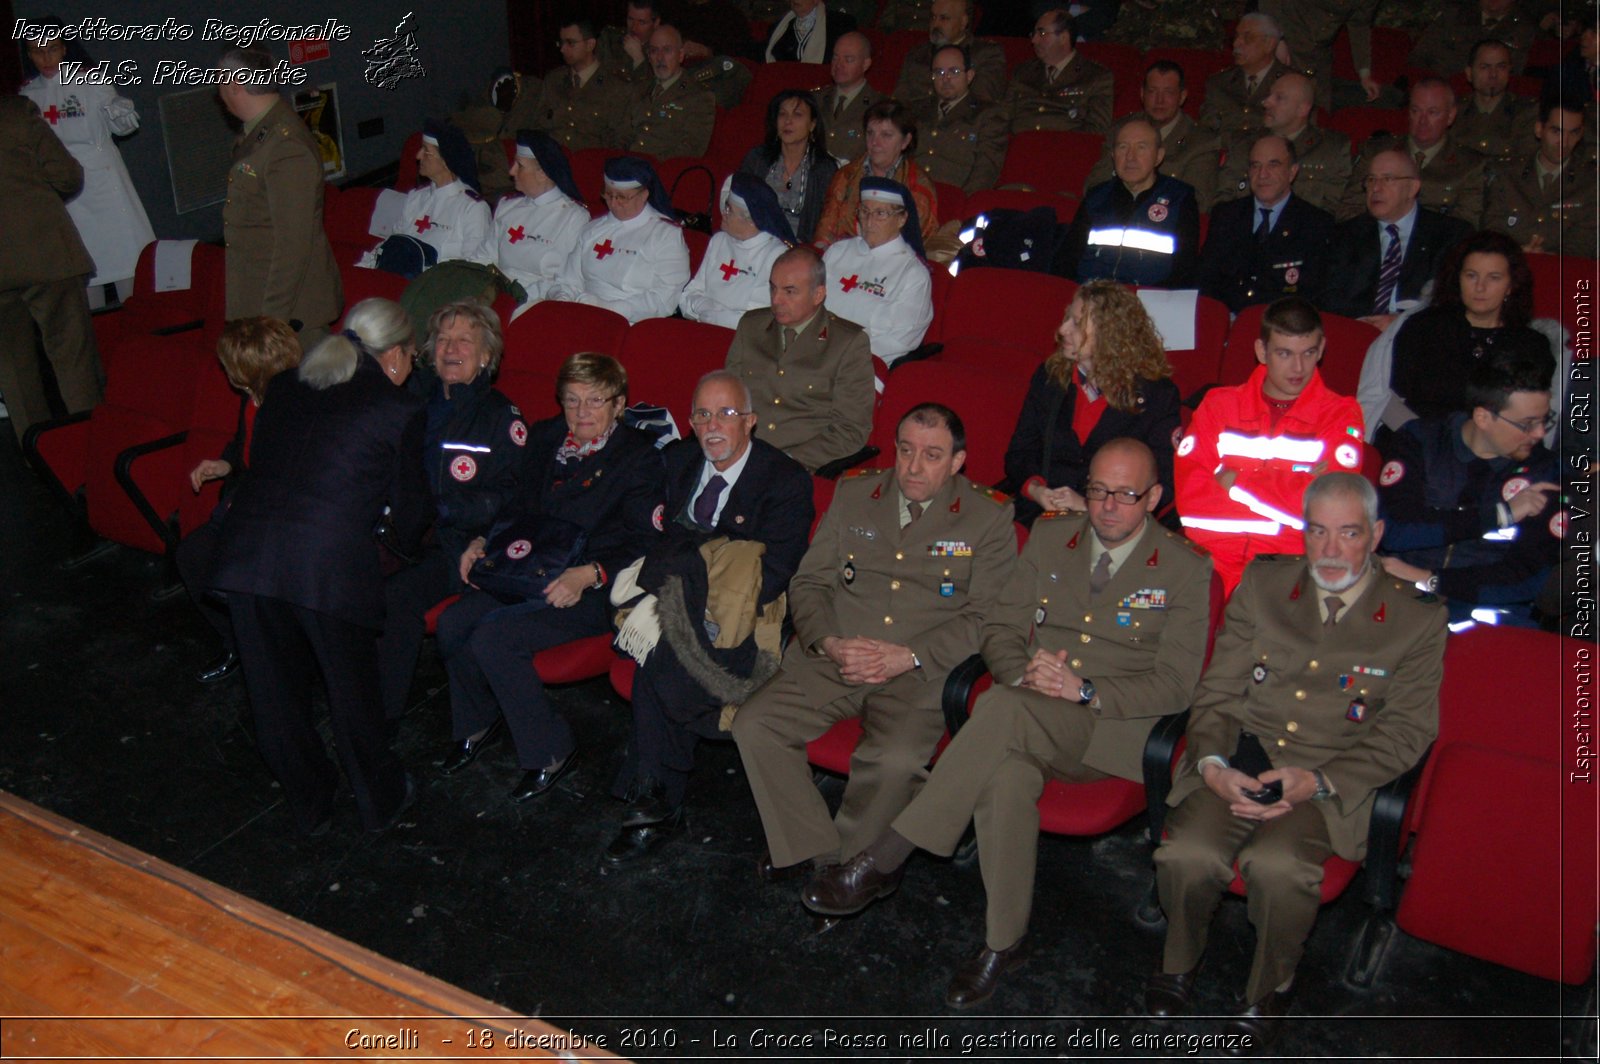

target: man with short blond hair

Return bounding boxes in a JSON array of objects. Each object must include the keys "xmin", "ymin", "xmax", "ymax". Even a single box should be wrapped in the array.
[{"xmin": 1337, "ymin": 77, "xmax": 1486, "ymax": 225}]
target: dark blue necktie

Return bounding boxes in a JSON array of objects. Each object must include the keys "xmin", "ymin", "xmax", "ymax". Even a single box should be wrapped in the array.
[
  {"xmin": 693, "ymin": 474, "xmax": 726, "ymax": 529},
  {"xmin": 1255, "ymin": 206, "xmax": 1272, "ymax": 244}
]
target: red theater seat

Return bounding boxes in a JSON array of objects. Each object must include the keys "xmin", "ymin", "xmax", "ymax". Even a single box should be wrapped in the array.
[
  {"xmin": 501, "ymin": 300, "xmax": 630, "ymax": 376},
  {"xmin": 998, "ymin": 130, "xmax": 1104, "ymax": 198}
]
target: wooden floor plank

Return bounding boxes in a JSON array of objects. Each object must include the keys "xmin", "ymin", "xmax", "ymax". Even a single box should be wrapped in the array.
[{"xmin": 0, "ymin": 792, "xmax": 623, "ymax": 1061}]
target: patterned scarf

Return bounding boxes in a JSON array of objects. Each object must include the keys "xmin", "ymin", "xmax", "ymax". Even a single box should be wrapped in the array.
[{"xmin": 555, "ymin": 420, "xmax": 617, "ymax": 465}]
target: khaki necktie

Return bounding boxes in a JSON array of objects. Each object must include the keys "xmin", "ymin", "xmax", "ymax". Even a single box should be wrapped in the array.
[
  {"xmin": 834, "ymin": 94, "xmax": 845, "ymax": 118},
  {"xmin": 1323, "ymin": 595, "xmax": 1344, "ymax": 630},
  {"xmin": 1245, "ymin": 74, "xmax": 1257, "ymax": 96},
  {"xmin": 1414, "ymin": 150, "xmax": 1426, "ymax": 172},
  {"xmin": 1540, "ymin": 169, "xmax": 1553, "ymax": 193},
  {"xmin": 1089, "ymin": 550, "xmax": 1113, "ymax": 596},
  {"xmin": 781, "ymin": 326, "xmax": 797, "ymax": 351},
  {"xmin": 905, "ymin": 500, "xmax": 924, "ymax": 528}
]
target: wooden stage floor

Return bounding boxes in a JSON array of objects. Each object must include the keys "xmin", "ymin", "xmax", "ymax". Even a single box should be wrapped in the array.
[{"xmin": 0, "ymin": 791, "xmax": 621, "ymax": 1061}]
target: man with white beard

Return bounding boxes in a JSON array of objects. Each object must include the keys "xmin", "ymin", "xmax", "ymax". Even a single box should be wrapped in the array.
[{"xmin": 1147, "ymin": 472, "xmax": 1445, "ymax": 1054}]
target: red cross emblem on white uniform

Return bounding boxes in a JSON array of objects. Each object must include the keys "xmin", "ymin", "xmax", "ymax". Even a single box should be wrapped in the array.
[
  {"xmin": 506, "ymin": 539, "xmax": 533, "ymax": 559},
  {"xmin": 719, "ymin": 259, "xmax": 739, "ymax": 281},
  {"xmin": 594, "ymin": 238, "xmax": 616, "ymax": 259},
  {"xmin": 450, "ymin": 455, "xmax": 477, "ymax": 481},
  {"xmin": 42, "ymin": 105, "xmax": 61, "ymax": 125},
  {"xmin": 414, "ymin": 215, "xmax": 433, "ymax": 233},
  {"xmin": 507, "ymin": 225, "xmax": 525, "ymax": 243},
  {"xmin": 839, "ymin": 274, "xmax": 859, "ymax": 293}
]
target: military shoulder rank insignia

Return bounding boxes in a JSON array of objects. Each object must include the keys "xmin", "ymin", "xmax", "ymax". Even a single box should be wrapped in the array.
[{"xmin": 973, "ymin": 483, "xmax": 1010, "ymax": 505}]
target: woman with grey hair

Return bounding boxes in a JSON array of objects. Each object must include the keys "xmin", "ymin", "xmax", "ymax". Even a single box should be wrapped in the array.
[
  {"xmin": 376, "ymin": 299, "xmax": 527, "ymax": 724},
  {"xmin": 210, "ymin": 298, "xmax": 430, "ymax": 835}
]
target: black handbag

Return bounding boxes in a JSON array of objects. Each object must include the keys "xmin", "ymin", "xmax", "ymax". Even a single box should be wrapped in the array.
[{"xmin": 468, "ymin": 514, "xmax": 589, "ymax": 604}]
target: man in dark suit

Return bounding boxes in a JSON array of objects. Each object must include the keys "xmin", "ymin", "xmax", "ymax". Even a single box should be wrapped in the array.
[
  {"xmin": 211, "ymin": 320, "xmax": 430, "ymax": 835},
  {"xmin": 1198, "ymin": 134, "xmax": 1335, "ymax": 314},
  {"xmin": 1319, "ymin": 148, "xmax": 1472, "ymax": 330},
  {"xmin": 765, "ymin": 0, "xmax": 857, "ymax": 63},
  {"xmin": 605, "ymin": 371, "xmax": 814, "ymax": 864}
]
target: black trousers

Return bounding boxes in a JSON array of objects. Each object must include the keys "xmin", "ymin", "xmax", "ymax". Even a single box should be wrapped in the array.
[
  {"xmin": 436, "ymin": 588, "xmax": 609, "ymax": 768},
  {"xmin": 229, "ymin": 593, "xmax": 407, "ymax": 832},
  {"xmin": 375, "ymin": 548, "xmax": 465, "ymax": 722},
  {"xmin": 613, "ymin": 639, "xmax": 726, "ymax": 809},
  {"xmin": 175, "ymin": 520, "xmax": 232, "ymax": 652}
]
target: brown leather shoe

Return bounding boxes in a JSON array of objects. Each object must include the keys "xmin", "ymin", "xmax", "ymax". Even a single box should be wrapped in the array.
[
  {"xmin": 1222, "ymin": 988, "xmax": 1293, "ymax": 1056},
  {"xmin": 943, "ymin": 940, "xmax": 1027, "ymax": 1009},
  {"xmin": 800, "ymin": 851, "xmax": 904, "ymax": 916},
  {"xmin": 1144, "ymin": 965, "xmax": 1201, "ymax": 1016},
  {"xmin": 757, "ymin": 850, "xmax": 814, "ymax": 883}
]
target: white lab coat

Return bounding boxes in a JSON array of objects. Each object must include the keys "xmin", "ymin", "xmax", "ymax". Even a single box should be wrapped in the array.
[
  {"xmin": 548, "ymin": 205, "xmax": 690, "ymax": 323},
  {"xmin": 821, "ymin": 234, "xmax": 934, "ymax": 364},
  {"xmin": 679, "ymin": 229, "xmax": 788, "ymax": 329},
  {"xmin": 21, "ymin": 73, "xmax": 154, "ymax": 287}
]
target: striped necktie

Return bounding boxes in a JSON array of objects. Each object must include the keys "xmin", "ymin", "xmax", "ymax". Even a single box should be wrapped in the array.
[{"xmin": 1372, "ymin": 222, "xmax": 1402, "ymax": 315}]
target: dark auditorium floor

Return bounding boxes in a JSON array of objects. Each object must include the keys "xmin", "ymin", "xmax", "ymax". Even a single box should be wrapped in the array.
[{"xmin": 0, "ymin": 428, "xmax": 1589, "ymax": 1060}]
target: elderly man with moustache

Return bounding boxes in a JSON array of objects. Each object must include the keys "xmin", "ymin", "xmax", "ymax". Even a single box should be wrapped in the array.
[
  {"xmin": 604, "ymin": 371, "xmax": 813, "ymax": 864},
  {"xmin": 1148, "ymin": 472, "xmax": 1445, "ymax": 1055}
]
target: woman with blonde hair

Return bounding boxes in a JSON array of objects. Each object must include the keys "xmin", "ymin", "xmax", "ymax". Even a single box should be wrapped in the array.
[{"xmin": 1000, "ymin": 280, "xmax": 1182, "ymax": 526}]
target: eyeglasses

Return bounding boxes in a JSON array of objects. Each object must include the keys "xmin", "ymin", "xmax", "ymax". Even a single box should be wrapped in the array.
[
  {"xmin": 1362, "ymin": 174, "xmax": 1415, "ymax": 190},
  {"xmin": 932, "ymin": 66, "xmax": 967, "ymax": 77},
  {"xmin": 1494, "ymin": 411, "xmax": 1555, "ymax": 434},
  {"xmin": 603, "ymin": 188, "xmax": 647, "ymax": 202},
  {"xmin": 689, "ymin": 407, "xmax": 752, "ymax": 424},
  {"xmin": 561, "ymin": 394, "xmax": 616, "ymax": 410},
  {"xmin": 856, "ymin": 205, "xmax": 906, "ymax": 221},
  {"xmin": 1084, "ymin": 485, "xmax": 1156, "ymax": 505}
]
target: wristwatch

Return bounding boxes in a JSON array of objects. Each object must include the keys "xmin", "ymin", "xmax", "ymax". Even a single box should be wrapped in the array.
[
  {"xmin": 1310, "ymin": 769, "xmax": 1332, "ymax": 802},
  {"xmin": 1077, "ymin": 678, "xmax": 1096, "ymax": 704}
]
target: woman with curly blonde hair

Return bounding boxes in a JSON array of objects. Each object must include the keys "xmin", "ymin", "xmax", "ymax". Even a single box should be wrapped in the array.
[{"xmin": 1000, "ymin": 280, "xmax": 1182, "ymax": 526}]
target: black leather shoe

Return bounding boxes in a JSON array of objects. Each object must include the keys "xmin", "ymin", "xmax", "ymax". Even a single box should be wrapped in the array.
[
  {"xmin": 622, "ymin": 776, "xmax": 674, "ymax": 827},
  {"xmin": 368, "ymin": 772, "xmax": 417, "ymax": 833},
  {"xmin": 510, "ymin": 749, "xmax": 578, "ymax": 802},
  {"xmin": 757, "ymin": 850, "xmax": 814, "ymax": 883},
  {"xmin": 602, "ymin": 807, "xmax": 684, "ymax": 866},
  {"xmin": 195, "ymin": 650, "xmax": 239, "ymax": 684},
  {"xmin": 439, "ymin": 718, "xmax": 505, "ymax": 776},
  {"xmin": 1145, "ymin": 964, "xmax": 1202, "ymax": 1016},
  {"xmin": 800, "ymin": 851, "xmax": 904, "ymax": 916},
  {"xmin": 1222, "ymin": 988, "xmax": 1293, "ymax": 1056},
  {"xmin": 944, "ymin": 940, "xmax": 1028, "ymax": 1009}
]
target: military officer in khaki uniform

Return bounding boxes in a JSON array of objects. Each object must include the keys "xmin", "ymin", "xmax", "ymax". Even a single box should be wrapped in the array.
[
  {"xmin": 876, "ymin": 0, "xmax": 936, "ymax": 32},
  {"xmin": 1200, "ymin": 14, "xmax": 1295, "ymax": 142},
  {"xmin": 1086, "ymin": 61, "xmax": 1223, "ymax": 209},
  {"xmin": 725, "ymin": 247, "xmax": 877, "ymax": 473},
  {"xmin": 893, "ymin": 0, "xmax": 1008, "ymax": 107},
  {"xmin": 800, "ymin": 440, "xmax": 1213, "ymax": 1009},
  {"xmin": 1485, "ymin": 100, "xmax": 1597, "ymax": 258},
  {"xmin": 1260, "ymin": 0, "xmax": 1381, "ymax": 111},
  {"xmin": 625, "ymin": 25, "xmax": 717, "ymax": 159},
  {"xmin": 1338, "ymin": 79, "xmax": 1486, "ymax": 225},
  {"xmin": 912, "ymin": 45, "xmax": 1009, "ymax": 194},
  {"xmin": 598, "ymin": 1, "xmax": 659, "ymax": 86},
  {"xmin": 818, "ymin": 32, "xmax": 884, "ymax": 163},
  {"xmin": 533, "ymin": 18, "xmax": 633, "ymax": 153},
  {"xmin": 1005, "ymin": 10, "xmax": 1114, "ymax": 135},
  {"xmin": 218, "ymin": 47, "xmax": 342, "ymax": 349},
  {"xmin": 1215, "ymin": 73, "xmax": 1350, "ymax": 214},
  {"xmin": 731, "ymin": 403, "xmax": 1017, "ymax": 878},
  {"xmin": 1451, "ymin": 40, "xmax": 1538, "ymax": 166},
  {"xmin": 0, "ymin": 96, "xmax": 103, "ymax": 443},
  {"xmin": 1147, "ymin": 474, "xmax": 1444, "ymax": 1052},
  {"xmin": 1409, "ymin": 0, "xmax": 1537, "ymax": 76}
]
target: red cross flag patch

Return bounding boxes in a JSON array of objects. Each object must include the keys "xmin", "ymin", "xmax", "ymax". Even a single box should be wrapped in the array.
[
  {"xmin": 1176, "ymin": 434, "xmax": 1196, "ymax": 457},
  {"xmin": 1550, "ymin": 510, "xmax": 1567, "ymax": 538},
  {"xmin": 1335, "ymin": 443, "xmax": 1359, "ymax": 469},
  {"xmin": 1502, "ymin": 477, "xmax": 1530, "ymax": 502},
  {"xmin": 509, "ymin": 420, "xmax": 528, "ymax": 446},
  {"xmin": 506, "ymin": 539, "xmax": 532, "ymax": 559},
  {"xmin": 450, "ymin": 455, "xmax": 478, "ymax": 482},
  {"xmin": 1379, "ymin": 460, "xmax": 1404, "ymax": 486},
  {"xmin": 1147, "ymin": 203, "xmax": 1169, "ymax": 222},
  {"xmin": 1284, "ymin": 266, "xmax": 1300, "ymax": 285}
]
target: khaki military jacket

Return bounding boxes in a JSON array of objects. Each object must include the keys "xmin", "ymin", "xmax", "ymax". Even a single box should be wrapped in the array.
[
  {"xmin": 1087, "ymin": 112, "xmax": 1222, "ymax": 208},
  {"xmin": 982, "ymin": 512, "xmax": 1213, "ymax": 782},
  {"xmin": 914, "ymin": 93, "xmax": 1009, "ymax": 194},
  {"xmin": 1169, "ymin": 556, "xmax": 1446, "ymax": 860},
  {"xmin": 818, "ymin": 82, "xmax": 886, "ymax": 162},
  {"xmin": 1484, "ymin": 150, "xmax": 1599, "ymax": 259},
  {"xmin": 0, "ymin": 96, "xmax": 92, "ymax": 288},
  {"xmin": 533, "ymin": 66, "xmax": 632, "ymax": 152},
  {"xmin": 223, "ymin": 98, "xmax": 342, "ymax": 332},
  {"xmin": 1006, "ymin": 54, "xmax": 1114, "ymax": 135},
  {"xmin": 894, "ymin": 36, "xmax": 1009, "ymax": 107},
  {"xmin": 626, "ymin": 74, "xmax": 717, "ymax": 158},
  {"xmin": 1200, "ymin": 59, "xmax": 1293, "ymax": 139},
  {"xmin": 1339, "ymin": 131, "xmax": 1486, "ymax": 226},
  {"xmin": 1409, "ymin": 1, "xmax": 1537, "ymax": 75},
  {"xmin": 1452, "ymin": 92, "xmax": 1538, "ymax": 166}
]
